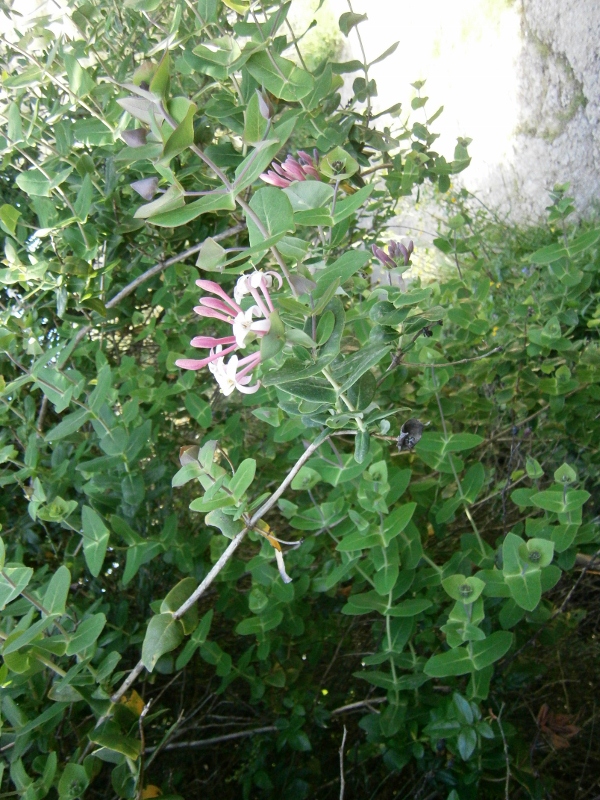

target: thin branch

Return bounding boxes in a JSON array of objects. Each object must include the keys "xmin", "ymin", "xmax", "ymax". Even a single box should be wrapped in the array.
[
  {"xmin": 331, "ymin": 697, "xmax": 386, "ymax": 716},
  {"xmin": 65, "ymin": 224, "xmax": 245, "ymax": 353},
  {"xmin": 403, "ymin": 346, "xmax": 503, "ymax": 369},
  {"xmin": 110, "ymin": 430, "xmax": 334, "ymax": 703},
  {"xmin": 339, "ymin": 725, "xmax": 348, "ymax": 800},
  {"xmin": 144, "ymin": 725, "xmax": 277, "ymax": 752}
]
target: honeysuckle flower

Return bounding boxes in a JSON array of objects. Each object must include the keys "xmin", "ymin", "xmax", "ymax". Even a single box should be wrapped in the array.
[
  {"xmin": 232, "ymin": 307, "xmax": 270, "ymax": 348},
  {"xmin": 209, "ymin": 351, "xmax": 262, "ymax": 396},
  {"xmin": 233, "ymin": 270, "xmax": 282, "ymax": 312},
  {"xmin": 260, "ymin": 150, "xmax": 320, "ymax": 188},
  {"xmin": 372, "ymin": 239, "xmax": 415, "ymax": 268},
  {"xmin": 176, "ymin": 273, "xmax": 281, "ymax": 395}
]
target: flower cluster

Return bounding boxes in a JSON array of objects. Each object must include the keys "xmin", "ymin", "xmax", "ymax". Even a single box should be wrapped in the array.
[
  {"xmin": 260, "ymin": 150, "xmax": 320, "ymax": 188},
  {"xmin": 372, "ymin": 239, "xmax": 414, "ymax": 268},
  {"xmin": 175, "ymin": 271, "xmax": 281, "ymax": 396}
]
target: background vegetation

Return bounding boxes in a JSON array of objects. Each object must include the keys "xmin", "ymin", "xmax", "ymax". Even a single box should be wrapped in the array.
[{"xmin": 0, "ymin": 1, "xmax": 599, "ymax": 799}]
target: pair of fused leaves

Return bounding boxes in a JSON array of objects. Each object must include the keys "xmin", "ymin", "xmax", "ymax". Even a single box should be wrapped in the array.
[
  {"xmin": 502, "ymin": 533, "xmax": 555, "ymax": 611},
  {"xmin": 173, "ymin": 441, "xmax": 255, "ymax": 526}
]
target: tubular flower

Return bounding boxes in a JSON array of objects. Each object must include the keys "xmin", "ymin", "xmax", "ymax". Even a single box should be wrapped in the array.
[
  {"xmin": 372, "ymin": 239, "xmax": 414, "ymax": 269},
  {"xmin": 260, "ymin": 150, "xmax": 320, "ymax": 188},
  {"xmin": 175, "ymin": 272, "xmax": 280, "ymax": 395}
]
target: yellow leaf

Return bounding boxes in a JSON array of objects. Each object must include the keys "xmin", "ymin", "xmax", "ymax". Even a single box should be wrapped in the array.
[
  {"xmin": 141, "ymin": 786, "xmax": 162, "ymax": 799},
  {"xmin": 121, "ymin": 689, "xmax": 145, "ymax": 716}
]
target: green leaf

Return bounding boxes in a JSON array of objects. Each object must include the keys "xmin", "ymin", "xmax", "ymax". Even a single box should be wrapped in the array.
[
  {"xmin": 339, "ymin": 11, "xmax": 368, "ymax": 36},
  {"xmin": 161, "ymin": 577, "xmax": 198, "ymax": 634},
  {"xmin": 45, "ymin": 409, "xmax": 91, "ymax": 441},
  {"xmin": 123, "ymin": 540, "xmax": 163, "ymax": 585},
  {"xmin": 246, "ymin": 186, "xmax": 295, "ymax": 248},
  {"xmin": 424, "ymin": 631, "xmax": 513, "ymax": 677},
  {"xmin": 58, "ymin": 763, "xmax": 89, "ymax": 800},
  {"xmin": 74, "ymin": 174, "xmax": 93, "ymax": 222},
  {"xmin": 336, "ymin": 530, "xmax": 382, "ymax": 552},
  {"xmin": 149, "ymin": 51, "xmax": 171, "ymax": 98},
  {"xmin": 145, "ymin": 191, "xmax": 236, "ymax": 227},
  {"xmin": 141, "ymin": 613, "xmax": 184, "ymax": 671},
  {"xmin": 279, "ymin": 378, "xmax": 337, "ymax": 405},
  {"xmin": 0, "ymin": 566, "xmax": 33, "ymax": 610},
  {"xmin": 16, "ymin": 167, "xmax": 72, "ymax": 197},
  {"xmin": 445, "ymin": 433, "xmax": 484, "ymax": 452},
  {"xmin": 531, "ymin": 489, "xmax": 590, "ymax": 513},
  {"xmin": 320, "ymin": 146, "xmax": 359, "ymax": 180},
  {"xmin": 382, "ymin": 503, "xmax": 417, "ymax": 547},
  {"xmin": 176, "ymin": 610, "xmax": 214, "ymax": 669},
  {"xmin": 90, "ymin": 729, "xmax": 141, "ymax": 760},
  {"xmin": 442, "ymin": 574, "xmax": 485, "ymax": 603},
  {"xmin": 205, "ymin": 508, "xmax": 245, "ymax": 539},
  {"xmin": 260, "ymin": 311, "xmax": 286, "ymax": 362},
  {"xmin": 283, "ymin": 181, "xmax": 334, "ymax": 211},
  {"xmin": 243, "ymin": 91, "xmax": 269, "ymax": 144},
  {"xmin": 184, "ymin": 393, "xmax": 212, "ymax": 427},
  {"xmin": 0, "ymin": 204, "xmax": 22, "ymax": 235},
  {"xmin": 236, "ymin": 608, "xmax": 283, "ymax": 635},
  {"xmin": 332, "ymin": 183, "xmax": 374, "ymax": 224},
  {"xmin": 43, "ymin": 566, "xmax": 71, "ymax": 616},
  {"xmin": 66, "ymin": 613, "xmax": 106, "ymax": 655},
  {"xmin": 554, "ymin": 463, "xmax": 577, "ymax": 485},
  {"xmin": 81, "ymin": 506, "xmax": 110, "ymax": 577},
  {"xmin": 527, "ymin": 242, "xmax": 568, "ymax": 264},
  {"xmin": 354, "ymin": 430, "xmax": 370, "ymax": 464},
  {"xmin": 315, "ymin": 250, "xmax": 370, "ymax": 295},
  {"xmin": 388, "ymin": 598, "xmax": 432, "ymax": 617},
  {"xmin": 229, "ymin": 458, "xmax": 256, "ymax": 502},
  {"xmin": 2, "ymin": 615, "xmax": 58, "ymax": 655},
  {"xmin": 196, "ymin": 237, "xmax": 227, "ymax": 271},
  {"xmin": 262, "ymin": 298, "xmax": 345, "ymax": 385},
  {"xmin": 162, "ymin": 104, "xmax": 196, "ymax": 162},
  {"xmin": 233, "ymin": 138, "xmax": 281, "ymax": 193},
  {"xmin": 245, "ymin": 51, "xmax": 314, "ymax": 101}
]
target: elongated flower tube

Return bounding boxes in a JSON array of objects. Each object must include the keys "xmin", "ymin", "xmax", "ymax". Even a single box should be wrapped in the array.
[
  {"xmin": 372, "ymin": 239, "xmax": 414, "ymax": 268},
  {"xmin": 260, "ymin": 150, "xmax": 320, "ymax": 188},
  {"xmin": 176, "ymin": 272, "xmax": 280, "ymax": 395}
]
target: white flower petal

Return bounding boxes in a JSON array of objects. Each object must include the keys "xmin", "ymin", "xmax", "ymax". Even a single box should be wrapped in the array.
[{"xmin": 275, "ymin": 548, "xmax": 293, "ymax": 584}]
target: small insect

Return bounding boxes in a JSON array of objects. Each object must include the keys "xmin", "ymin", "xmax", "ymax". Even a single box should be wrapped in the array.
[{"xmin": 397, "ymin": 418, "xmax": 425, "ymax": 452}]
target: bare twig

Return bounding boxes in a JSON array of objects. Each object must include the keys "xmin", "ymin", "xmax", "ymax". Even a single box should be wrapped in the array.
[
  {"xmin": 144, "ymin": 726, "xmax": 277, "ymax": 752},
  {"xmin": 110, "ymin": 430, "xmax": 334, "ymax": 704},
  {"xmin": 339, "ymin": 725, "xmax": 348, "ymax": 800},
  {"xmin": 331, "ymin": 697, "xmax": 386, "ymax": 716},
  {"xmin": 403, "ymin": 346, "xmax": 503, "ymax": 369},
  {"xmin": 496, "ymin": 703, "xmax": 512, "ymax": 800},
  {"xmin": 66, "ymin": 224, "xmax": 245, "ymax": 353},
  {"xmin": 136, "ymin": 700, "xmax": 153, "ymax": 799}
]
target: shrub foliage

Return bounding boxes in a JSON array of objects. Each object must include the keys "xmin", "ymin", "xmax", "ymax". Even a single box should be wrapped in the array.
[{"xmin": 0, "ymin": 2, "xmax": 599, "ymax": 798}]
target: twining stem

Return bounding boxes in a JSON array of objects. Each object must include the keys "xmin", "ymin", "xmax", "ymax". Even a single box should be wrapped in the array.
[
  {"xmin": 432, "ymin": 371, "xmax": 487, "ymax": 557},
  {"xmin": 403, "ymin": 347, "xmax": 503, "ymax": 369},
  {"xmin": 110, "ymin": 430, "xmax": 332, "ymax": 704},
  {"xmin": 65, "ymin": 224, "xmax": 245, "ymax": 354},
  {"xmin": 346, "ymin": 0, "xmax": 372, "ymax": 130},
  {"xmin": 386, "ymin": 595, "xmax": 399, "ymax": 703},
  {"xmin": 159, "ymin": 104, "xmax": 298, "ymax": 297},
  {"xmin": 322, "ymin": 368, "xmax": 367, "ymax": 431}
]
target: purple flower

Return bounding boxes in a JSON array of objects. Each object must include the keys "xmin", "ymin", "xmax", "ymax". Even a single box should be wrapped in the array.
[
  {"xmin": 372, "ymin": 239, "xmax": 414, "ymax": 269},
  {"xmin": 260, "ymin": 150, "xmax": 320, "ymax": 188}
]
